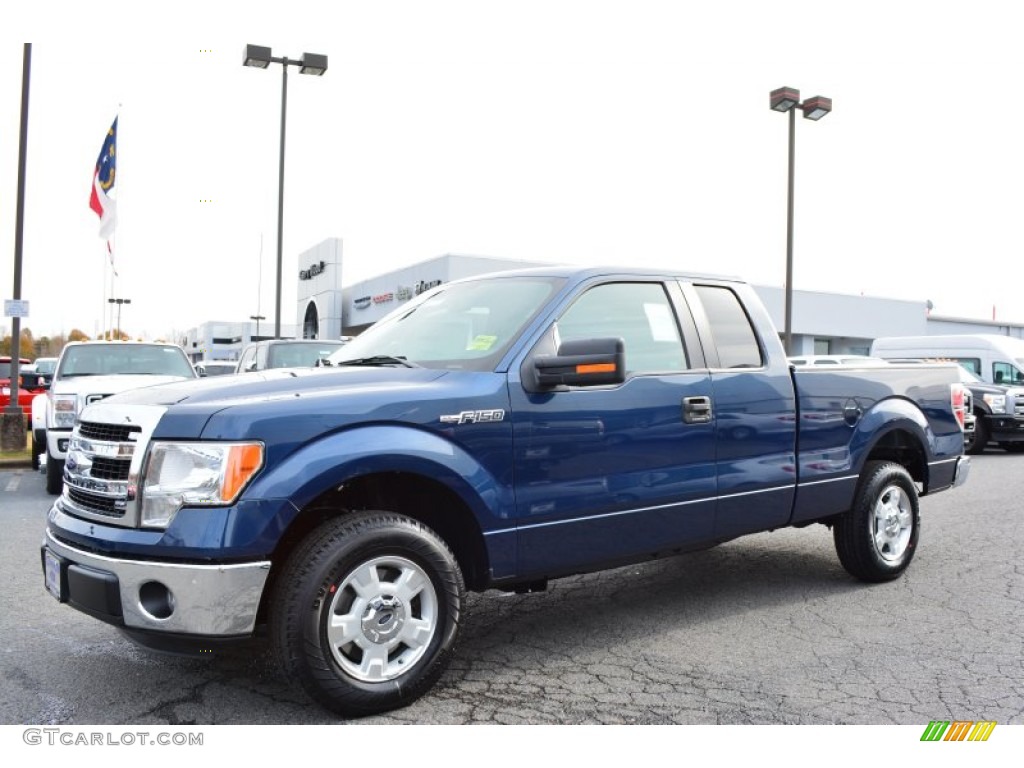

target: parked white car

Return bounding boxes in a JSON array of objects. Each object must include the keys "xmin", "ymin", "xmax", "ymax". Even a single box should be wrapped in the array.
[
  {"xmin": 194, "ymin": 360, "xmax": 237, "ymax": 377},
  {"xmin": 35, "ymin": 341, "xmax": 196, "ymax": 494}
]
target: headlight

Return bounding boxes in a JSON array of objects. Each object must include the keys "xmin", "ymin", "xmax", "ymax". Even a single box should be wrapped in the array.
[
  {"xmin": 49, "ymin": 394, "xmax": 78, "ymax": 428},
  {"xmin": 140, "ymin": 442, "xmax": 264, "ymax": 528},
  {"xmin": 982, "ymin": 393, "xmax": 1006, "ymax": 413}
]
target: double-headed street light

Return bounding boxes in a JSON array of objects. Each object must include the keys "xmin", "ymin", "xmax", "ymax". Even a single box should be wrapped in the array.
[
  {"xmin": 770, "ymin": 86, "xmax": 832, "ymax": 355},
  {"xmin": 108, "ymin": 297, "xmax": 131, "ymax": 339},
  {"xmin": 243, "ymin": 44, "xmax": 328, "ymax": 340}
]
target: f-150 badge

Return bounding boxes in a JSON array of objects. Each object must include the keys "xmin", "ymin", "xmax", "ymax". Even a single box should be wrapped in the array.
[{"xmin": 440, "ymin": 409, "xmax": 505, "ymax": 425}]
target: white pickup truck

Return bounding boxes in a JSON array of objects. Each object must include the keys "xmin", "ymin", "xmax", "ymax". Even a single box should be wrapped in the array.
[{"xmin": 33, "ymin": 341, "xmax": 196, "ymax": 493}]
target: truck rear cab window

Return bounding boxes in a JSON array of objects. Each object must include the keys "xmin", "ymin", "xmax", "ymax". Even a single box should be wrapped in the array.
[
  {"xmin": 556, "ymin": 282, "xmax": 689, "ymax": 374},
  {"xmin": 693, "ymin": 285, "xmax": 763, "ymax": 369}
]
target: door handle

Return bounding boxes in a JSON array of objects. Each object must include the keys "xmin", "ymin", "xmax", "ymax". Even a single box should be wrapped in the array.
[{"xmin": 683, "ymin": 396, "xmax": 713, "ymax": 424}]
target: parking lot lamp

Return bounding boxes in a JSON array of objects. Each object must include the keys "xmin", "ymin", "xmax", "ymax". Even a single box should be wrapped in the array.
[
  {"xmin": 243, "ymin": 45, "xmax": 328, "ymax": 340},
  {"xmin": 108, "ymin": 297, "xmax": 131, "ymax": 340},
  {"xmin": 770, "ymin": 86, "xmax": 832, "ymax": 355}
]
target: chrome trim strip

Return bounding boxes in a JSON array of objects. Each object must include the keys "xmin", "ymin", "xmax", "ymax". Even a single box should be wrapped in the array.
[
  {"xmin": 44, "ymin": 530, "xmax": 270, "ymax": 636},
  {"xmin": 796, "ymin": 474, "xmax": 858, "ymax": 488},
  {"xmin": 484, "ymin": 495, "xmax": 716, "ymax": 537}
]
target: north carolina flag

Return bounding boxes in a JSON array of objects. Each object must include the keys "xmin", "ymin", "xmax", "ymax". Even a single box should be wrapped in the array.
[{"xmin": 89, "ymin": 117, "xmax": 117, "ymax": 240}]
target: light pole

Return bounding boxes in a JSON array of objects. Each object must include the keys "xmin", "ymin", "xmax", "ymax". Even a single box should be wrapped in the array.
[
  {"xmin": 108, "ymin": 297, "xmax": 130, "ymax": 339},
  {"xmin": 770, "ymin": 86, "xmax": 832, "ymax": 355},
  {"xmin": 250, "ymin": 314, "xmax": 266, "ymax": 340},
  {"xmin": 243, "ymin": 44, "xmax": 328, "ymax": 340},
  {"xmin": 1, "ymin": 43, "xmax": 31, "ymax": 451}
]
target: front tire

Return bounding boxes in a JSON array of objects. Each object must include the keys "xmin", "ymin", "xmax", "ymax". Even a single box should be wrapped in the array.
[
  {"xmin": 31, "ymin": 432, "xmax": 41, "ymax": 471},
  {"xmin": 270, "ymin": 512, "xmax": 465, "ymax": 717},
  {"xmin": 45, "ymin": 448, "xmax": 64, "ymax": 495},
  {"xmin": 965, "ymin": 414, "xmax": 988, "ymax": 455},
  {"xmin": 834, "ymin": 461, "xmax": 920, "ymax": 582}
]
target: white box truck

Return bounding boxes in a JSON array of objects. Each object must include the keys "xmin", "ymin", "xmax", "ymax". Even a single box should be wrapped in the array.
[{"xmin": 870, "ymin": 334, "xmax": 1024, "ymax": 386}]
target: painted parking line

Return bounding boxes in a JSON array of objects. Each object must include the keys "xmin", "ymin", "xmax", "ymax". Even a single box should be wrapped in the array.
[{"xmin": 5, "ymin": 471, "xmax": 22, "ymax": 493}]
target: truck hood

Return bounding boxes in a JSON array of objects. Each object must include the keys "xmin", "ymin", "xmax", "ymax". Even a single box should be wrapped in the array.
[
  {"xmin": 50, "ymin": 374, "xmax": 194, "ymax": 397},
  {"xmin": 102, "ymin": 366, "xmax": 451, "ymax": 408},
  {"xmin": 87, "ymin": 366, "xmax": 495, "ymax": 444}
]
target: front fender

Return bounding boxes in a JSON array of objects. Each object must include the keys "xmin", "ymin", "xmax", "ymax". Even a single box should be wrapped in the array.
[
  {"xmin": 244, "ymin": 424, "xmax": 513, "ymax": 532},
  {"xmin": 31, "ymin": 392, "xmax": 46, "ymax": 431}
]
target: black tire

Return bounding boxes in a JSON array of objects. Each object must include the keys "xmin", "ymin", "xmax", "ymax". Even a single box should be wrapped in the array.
[
  {"xmin": 834, "ymin": 461, "xmax": 920, "ymax": 583},
  {"xmin": 45, "ymin": 449, "xmax": 64, "ymax": 495},
  {"xmin": 965, "ymin": 414, "xmax": 988, "ymax": 455},
  {"xmin": 270, "ymin": 512, "xmax": 465, "ymax": 718},
  {"xmin": 31, "ymin": 434, "xmax": 40, "ymax": 471}
]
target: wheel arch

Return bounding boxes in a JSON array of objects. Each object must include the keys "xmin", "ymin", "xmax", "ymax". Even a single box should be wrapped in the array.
[{"xmin": 262, "ymin": 469, "xmax": 492, "ymax": 604}]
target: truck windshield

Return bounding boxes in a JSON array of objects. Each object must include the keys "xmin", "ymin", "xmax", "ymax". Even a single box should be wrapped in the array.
[
  {"xmin": 58, "ymin": 345, "xmax": 196, "ymax": 378},
  {"xmin": 328, "ymin": 276, "xmax": 564, "ymax": 371}
]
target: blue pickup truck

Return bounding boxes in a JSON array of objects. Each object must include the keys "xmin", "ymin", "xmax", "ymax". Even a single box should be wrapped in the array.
[{"xmin": 41, "ymin": 267, "xmax": 970, "ymax": 716}]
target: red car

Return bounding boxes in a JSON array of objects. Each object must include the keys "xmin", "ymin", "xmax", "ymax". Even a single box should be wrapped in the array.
[{"xmin": 0, "ymin": 356, "xmax": 45, "ymax": 411}]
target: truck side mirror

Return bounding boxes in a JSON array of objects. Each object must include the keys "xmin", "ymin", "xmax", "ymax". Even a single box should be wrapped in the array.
[{"xmin": 534, "ymin": 337, "xmax": 625, "ymax": 388}]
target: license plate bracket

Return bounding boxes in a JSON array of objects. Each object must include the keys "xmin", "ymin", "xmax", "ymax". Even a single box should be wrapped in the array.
[{"xmin": 44, "ymin": 549, "xmax": 65, "ymax": 601}]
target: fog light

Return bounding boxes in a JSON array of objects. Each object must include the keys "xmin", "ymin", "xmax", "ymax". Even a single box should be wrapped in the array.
[{"xmin": 139, "ymin": 581, "xmax": 175, "ymax": 620}]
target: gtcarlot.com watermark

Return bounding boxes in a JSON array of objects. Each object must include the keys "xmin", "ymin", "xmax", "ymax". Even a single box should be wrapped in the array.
[{"xmin": 23, "ymin": 728, "xmax": 203, "ymax": 747}]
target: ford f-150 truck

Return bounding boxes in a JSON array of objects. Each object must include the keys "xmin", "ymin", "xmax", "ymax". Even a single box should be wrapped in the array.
[{"xmin": 40, "ymin": 267, "xmax": 970, "ymax": 717}]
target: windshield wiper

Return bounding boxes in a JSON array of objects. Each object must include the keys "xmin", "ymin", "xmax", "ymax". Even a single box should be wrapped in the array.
[{"xmin": 333, "ymin": 355, "xmax": 420, "ymax": 369}]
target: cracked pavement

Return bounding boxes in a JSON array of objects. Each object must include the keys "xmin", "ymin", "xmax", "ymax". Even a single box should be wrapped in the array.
[{"xmin": 2, "ymin": 451, "xmax": 1021, "ymax": 725}]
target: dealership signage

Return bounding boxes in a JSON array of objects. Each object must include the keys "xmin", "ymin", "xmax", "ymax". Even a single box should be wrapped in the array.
[
  {"xmin": 299, "ymin": 261, "xmax": 326, "ymax": 280},
  {"xmin": 415, "ymin": 279, "xmax": 442, "ymax": 295},
  {"xmin": 353, "ymin": 296, "xmax": 371, "ymax": 310}
]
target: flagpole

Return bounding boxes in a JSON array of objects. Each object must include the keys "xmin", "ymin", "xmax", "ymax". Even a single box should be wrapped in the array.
[{"xmin": 101, "ymin": 246, "xmax": 108, "ymax": 339}]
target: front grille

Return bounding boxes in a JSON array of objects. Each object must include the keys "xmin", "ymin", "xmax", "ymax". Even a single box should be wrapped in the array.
[
  {"xmin": 89, "ymin": 456, "xmax": 130, "ymax": 481},
  {"xmin": 79, "ymin": 421, "xmax": 140, "ymax": 443},
  {"xmin": 57, "ymin": 403, "xmax": 166, "ymax": 528},
  {"xmin": 66, "ymin": 486, "xmax": 124, "ymax": 517}
]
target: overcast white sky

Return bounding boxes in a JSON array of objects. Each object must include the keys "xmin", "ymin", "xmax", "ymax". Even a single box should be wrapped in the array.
[{"xmin": 2, "ymin": 1, "xmax": 1023, "ymax": 342}]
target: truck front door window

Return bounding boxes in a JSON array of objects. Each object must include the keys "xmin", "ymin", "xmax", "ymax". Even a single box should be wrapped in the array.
[{"xmin": 556, "ymin": 282, "xmax": 689, "ymax": 374}]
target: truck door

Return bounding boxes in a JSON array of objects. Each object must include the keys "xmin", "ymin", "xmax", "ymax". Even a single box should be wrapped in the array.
[
  {"xmin": 684, "ymin": 282, "xmax": 798, "ymax": 539},
  {"xmin": 509, "ymin": 279, "xmax": 718, "ymax": 576}
]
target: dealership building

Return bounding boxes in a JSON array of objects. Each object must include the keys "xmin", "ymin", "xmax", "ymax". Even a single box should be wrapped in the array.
[{"xmin": 182, "ymin": 236, "xmax": 1024, "ymax": 363}]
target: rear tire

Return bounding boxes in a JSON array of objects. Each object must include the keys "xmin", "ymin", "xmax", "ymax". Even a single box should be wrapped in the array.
[
  {"xmin": 45, "ymin": 448, "xmax": 64, "ymax": 495},
  {"xmin": 270, "ymin": 512, "xmax": 465, "ymax": 718},
  {"xmin": 31, "ymin": 433, "xmax": 41, "ymax": 471},
  {"xmin": 834, "ymin": 461, "xmax": 920, "ymax": 582}
]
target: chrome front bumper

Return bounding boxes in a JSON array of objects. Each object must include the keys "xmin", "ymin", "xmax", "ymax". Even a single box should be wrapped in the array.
[{"xmin": 43, "ymin": 529, "xmax": 271, "ymax": 636}]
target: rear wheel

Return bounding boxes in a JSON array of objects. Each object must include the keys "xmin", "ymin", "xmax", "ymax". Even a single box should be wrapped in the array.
[
  {"xmin": 270, "ymin": 512, "xmax": 465, "ymax": 717},
  {"xmin": 834, "ymin": 461, "xmax": 920, "ymax": 582}
]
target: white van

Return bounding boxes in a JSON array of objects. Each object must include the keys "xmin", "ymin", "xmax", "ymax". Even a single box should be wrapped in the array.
[{"xmin": 870, "ymin": 334, "xmax": 1024, "ymax": 385}]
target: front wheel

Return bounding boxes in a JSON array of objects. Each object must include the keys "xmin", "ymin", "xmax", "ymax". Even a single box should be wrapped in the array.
[
  {"xmin": 45, "ymin": 448, "xmax": 64, "ymax": 495},
  {"xmin": 270, "ymin": 512, "xmax": 465, "ymax": 717},
  {"xmin": 834, "ymin": 461, "xmax": 920, "ymax": 582},
  {"xmin": 964, "ymin": 414, "xmax": 989, "ymax": 455}
]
